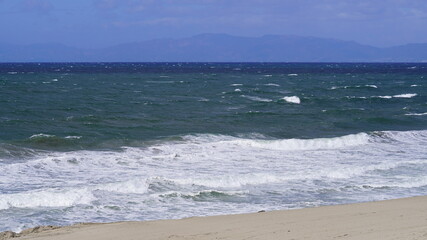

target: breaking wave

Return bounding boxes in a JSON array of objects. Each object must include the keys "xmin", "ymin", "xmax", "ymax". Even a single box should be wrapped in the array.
[{"xmin": 282, "ymin": 96, "xmax": 300, "ymax": 104}]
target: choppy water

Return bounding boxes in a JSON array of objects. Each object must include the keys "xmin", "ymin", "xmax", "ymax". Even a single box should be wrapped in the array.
[{"xmin": 0, "ymin": 63, "xmax": 426, "ymax": 232}]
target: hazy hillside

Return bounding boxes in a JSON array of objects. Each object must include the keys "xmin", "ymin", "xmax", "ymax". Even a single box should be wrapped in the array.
[{"xmin": 1, "ymin": 34, "xmax": 427, "ymax": 62}]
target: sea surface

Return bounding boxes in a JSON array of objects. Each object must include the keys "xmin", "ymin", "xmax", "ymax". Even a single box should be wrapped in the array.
[{"xmin": 0, "ymin": 63, "xmax": 426, "ymax": 232}]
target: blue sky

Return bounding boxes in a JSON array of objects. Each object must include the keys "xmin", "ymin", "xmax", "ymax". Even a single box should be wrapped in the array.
[{"xmin": 1, "ymin": 0, "xmax": 426, "ymax": 48}]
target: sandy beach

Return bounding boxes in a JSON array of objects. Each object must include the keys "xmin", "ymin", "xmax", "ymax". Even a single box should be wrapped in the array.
[{"xmin": 2, "ymin": 196, "xmax": 426, "ymax": 240}]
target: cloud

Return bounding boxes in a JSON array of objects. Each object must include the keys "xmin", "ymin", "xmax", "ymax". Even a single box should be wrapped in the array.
[{"xmin": 21, "ymin": 0, "xmax": 53, "ymax": 14}]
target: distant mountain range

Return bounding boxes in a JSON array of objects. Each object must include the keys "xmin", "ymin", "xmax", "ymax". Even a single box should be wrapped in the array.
[{"xmin": 1, "ymin": 34, "xmax": 427, "ymax": 62}]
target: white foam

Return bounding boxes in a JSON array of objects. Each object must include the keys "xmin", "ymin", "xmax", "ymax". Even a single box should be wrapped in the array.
[
  {"xmin": 376, "ymin": 96, "xmax": 392, "ymax": 99},
  {"xmin": 1, "ymin": 130, "xmax": 427, "ymax": 231},
  {"xmin": 96, "ymin": 179, "xmax": 149, "ymax": 194},
  {"xmin": 405, "ymin": 112, "xmax": 427, "ymax": 116},
  {"xmin": 197, "ymin": 98, "xmax": 209, "ymax": 102},
  {"xmin": 0, "ymin": 178, "xmax": 149, "ymax": 210},
  {"xmin": 332, "ymin": 85, "xmax": 377, "ymax": 90},
  {"xmin": 282, "ymin": 96, "xmax": 301, "ymax": 104},
  {"xmin": 411, "ymin": 84, "xmax": 419, "ymax": 87},
  {"xmin": 263, "ymin": 75, "xmax": 272, "ymax": 77},
  {"xmin": 264, "ymin": 83, "xmax": 280, "ymax": 87},
  {"xmin": 234, "ymin": 89, "xmax": 242, "ymax": 92},
  {"xmin": 287, "ymin": 74, "xmax": 298, "ymax": 76},
  {"xmin": 64, "ymin": 136, "xmax": 82, "ymax": 139},
  {"xmin": 241, "ymin": 95, "xmax": 273, "ymax": 102},
  {"xmin": 172, "ymin": 173, "xmax": 283, "ymax": 188},
  {"xmin": 156, "ymin": 190, "xmax": 247, "ymax": 198},
  {"xmin": 346, "ymin": 96, "xmax": 367, "ymax": 99},
  {"xmin": 233, "ymin": 133, "xmax": 369, "ymax": 151},
  {"xmin": 393, "ymin": 93, "xmax": 417, "ymax": 98},
  {"xmin": 0, "ymin": 188, "xmax": 95, "ymax": 210},
  {"xmin": 230, "ymin": 84, "xmax": 242, "ymax": 86},
  {"xmin": 367, "ymin": 176, "xmax": 427, "ymax": 189},
  {"xmin": 29, "ymin": 133, "xmax": 55, "ymax": 139},
  {"xmin": 373, "ymin": 94, "xmax": 417, "ymax": 99}
]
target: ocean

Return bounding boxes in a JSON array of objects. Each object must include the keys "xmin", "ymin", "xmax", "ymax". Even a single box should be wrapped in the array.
[{"xmin": 0, "ymin": 63, "xmax": 426, "ymax": 232}]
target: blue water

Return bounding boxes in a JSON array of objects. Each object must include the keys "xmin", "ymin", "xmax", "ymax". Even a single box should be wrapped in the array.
[{"xmin": 0, "ymin": 63, "xmax": 426, "ymax": 231}]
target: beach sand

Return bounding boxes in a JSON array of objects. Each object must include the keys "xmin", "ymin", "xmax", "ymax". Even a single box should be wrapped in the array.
[{"xmin": 3, "ymin": 196, "xmax": 427, "ymax": 240}]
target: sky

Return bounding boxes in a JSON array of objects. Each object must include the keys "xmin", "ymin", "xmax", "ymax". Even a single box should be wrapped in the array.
[{"xmin": 1, "ymin": 0, "xmax": 427, "ymax": 48}]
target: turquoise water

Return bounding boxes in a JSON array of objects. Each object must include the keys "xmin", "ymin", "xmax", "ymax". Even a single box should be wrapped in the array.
[{"xmin": 0, "ymin": 63, "xmax": 426, "ymax": 231}]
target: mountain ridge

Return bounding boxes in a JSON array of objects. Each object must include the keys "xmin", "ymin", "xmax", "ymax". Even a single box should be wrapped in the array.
[{"xmin": 1, "ymin": 34, "xmax": 427, "ymax": 62}]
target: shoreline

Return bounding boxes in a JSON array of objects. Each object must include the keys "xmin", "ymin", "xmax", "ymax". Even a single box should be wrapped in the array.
[{"xmin": 2, "ymin": 196, "xmax": 427, "ymax": 240}]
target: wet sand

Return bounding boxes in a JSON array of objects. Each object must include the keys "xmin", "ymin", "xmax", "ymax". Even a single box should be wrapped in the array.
[{"xmin": 3, "ymin": 196, "xmax": 427, "ymax": 240}]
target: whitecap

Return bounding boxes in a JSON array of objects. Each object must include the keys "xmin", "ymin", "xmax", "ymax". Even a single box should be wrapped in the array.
[
  {"xmin": 282, "ymin": 96, "xmax": 300, "ymax": 104},
  {"xmin": 405, "ymin": 112, "xmax": 427, "ymax": 116},
  {"xmin": 264, "ymin": 83, "xmax": 280, "ymax": 87},
  {"xmin": 234, "ymin": 88, "xmax": 242, "ymax": 92},
  {"xmin": 393, "ymin": 93, "xmax": 417, "ymax": 98},
  {"xmin": 241, "ymin": 95, "xmax": 273, "ymax": 102},
  {"xmin": 233, "ymin": 133, "xmax": 369, "ymax": 151},
  {"xmin": 29, "ymin": 134, "xmax": 55, "ymax": 139},
  {"xmin": 376, "ymin": 96, "xmax": 392, "ymax": 99},
  {"xmin": 0, "ymin": 188, "xmax": 95, "ymax": 210},
  {"xmin": 64, "ymin": 136, "xmax": 82, "ymax": 139},
  {"xmin": 0, "ymin": 178, "xmax": 149, "ymax": 210},
  {"xmin": 287, "ymin": 74, "xmax": 298, "ymax": 76},
  {"xmin": 197, "ymin": 98, "xmax": 209, "ymax": 102},
  {"xmin": 346, "ymin": 96, "xmax": 367, "ymax": 99}
]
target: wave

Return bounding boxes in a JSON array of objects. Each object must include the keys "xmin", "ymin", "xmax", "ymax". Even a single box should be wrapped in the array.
[
  {"xmin": 20, "ymin": 134, "xmax": 83, "ymax": 149},
  {"xmin": 405, "ymin": 112, "xmax": 427, "ymax": 116},
  {"xmin": 347, "ymin": 93, "xmax": 418, "ymax": 99},
  {"xmin": 159, "ymin": 160, "xmax": 425, "ymax": 189},
  {"xmin": 0, "ymin": 188, "xmax": 95, "ymax": 210},
  {"xmin": 365, "ymin": 176, "xmax": 427, "ymax": 189},
  {"xmin": 172, "ymin": 173, "xmax": 282, "ymax": 188},
  {"xmin": 373, "ymin": 130, "xmax": 427, "ymax": 143},
  {"xmin": 232, "ymin": 133, "xmax": 369, "ymax": 151},
  {"xmin": 29, "ymin": 134, "xmax": 54, "ymax": 139},
  {"xmin": 1, "ymin": 130, "xmax": 426, "ymax": 213},
  {"xmin": 0, "ymin": 179, "xmax": 149, "ymax": 210},
  {"xmin": 331, "ymin": 85, "xmax": 378, "ymax": 90},
  {"xmin": 393, "ymin": 93, "xmax": 417, "ymax": 98},
  {"xmin": 156, "ymin": 189, "xmax": 247, "ymax": 198},
  {"xmin": 241, "ymin": 95, "xmax": 273, "ymax": 102},
  {"xmin": 264, "ymin": 83, "xmax": 280, "ymax": 87},
  {"xmin": 282, "ymin": 96, "xmax": 300, "ymax": 104},
  {"xmin": 2, "ymin": 157, "xmax": 424, "ymax": 211},
  {"xmin": 0, "ymin": 144, "xmax": 42, "ymax": 159},
  {"xmin": 28, "ymin": 134, "xmax": 82, "ymax": 141}
]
